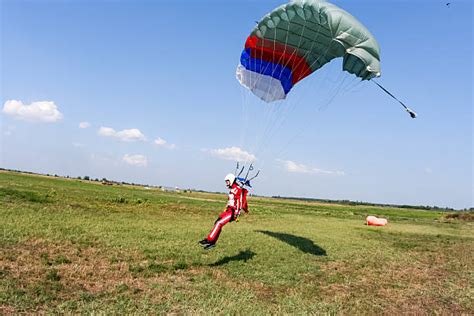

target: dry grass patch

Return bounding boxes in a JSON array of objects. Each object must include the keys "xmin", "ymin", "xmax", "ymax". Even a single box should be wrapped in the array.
[
  {"xmin": 0, "ymin": 239, "xmax": 204, "ymax": 312},
  {"xmin": 313, "ymin": 242, "xmax": 473, "ymax": 314},
  {"xmin": 442, "ymin": 212, "xmax": 474, "ymax": 222}
]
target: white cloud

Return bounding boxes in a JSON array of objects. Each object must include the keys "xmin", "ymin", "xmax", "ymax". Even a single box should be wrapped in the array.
[
  {"xmin": 278, "ymin": 159, "xmax": 345, "ymax": 176},
  {"xmin": 98, "ymin": 127, "xmax": 116, "ymax": 137},
  {"xmin": 154, "ymin": 137, "xmax": 176, "ymax": 149},
  {"xmin": 154, "ymin": 137, "xmax": 166, "ymax": 146},
  {"xmin": 79, "ymin": 121, "xmax": 91, "ymax": 129},
  {"xmin": 209, "ymin": 146, "xmax": 256, "ymax": 162},
  {"xmin": 123, "ymin": 154, "xmax": 147, "ymax": 167},
  {"xmin": 2, "ymin": 100, "xmax": 63, "ymax": 123},
  {"xmin": 98, "ymin": 127, "xmax": 146, "ymax": 142},
  {"xmin": 116, "ymin": 129, "xmax": 146, "ymax": 142}
]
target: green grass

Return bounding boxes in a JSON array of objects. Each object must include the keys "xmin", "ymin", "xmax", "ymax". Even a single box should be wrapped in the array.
[{"xmin": 0, "ymin": 170, "xmax": 473, "ymax": 314}]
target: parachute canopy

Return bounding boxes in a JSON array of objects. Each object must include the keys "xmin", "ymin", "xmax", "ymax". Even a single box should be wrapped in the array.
[{"xmin": 236, "ymin": 0, "xmax": 381, "ymax": 102}]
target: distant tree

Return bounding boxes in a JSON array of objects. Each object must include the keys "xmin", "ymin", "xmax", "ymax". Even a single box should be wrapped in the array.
[{"xmin": 84, "ymin": 176, "xmax": 90, "ymax": 181}]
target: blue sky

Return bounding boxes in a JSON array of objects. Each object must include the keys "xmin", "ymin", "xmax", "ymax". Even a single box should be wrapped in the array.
[{"xmin": 1, "ymin": 0, "xmax": 472, "ymax": 209}]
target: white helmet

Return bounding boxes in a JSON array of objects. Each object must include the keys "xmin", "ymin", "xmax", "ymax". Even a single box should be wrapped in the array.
[{"xmin": 224, "ymin": 173, "xmax": 236, "ymax": 188}]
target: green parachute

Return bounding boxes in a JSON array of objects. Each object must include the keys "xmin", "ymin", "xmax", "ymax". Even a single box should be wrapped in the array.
[{"xmin": 237, "ymin": 0, "xmax": 415, "ymax": 118}]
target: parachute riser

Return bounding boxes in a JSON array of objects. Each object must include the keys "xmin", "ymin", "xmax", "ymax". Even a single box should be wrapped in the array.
[{"xmin": 234, "ymin": 162, "xmax": 260, "ymax": 188}]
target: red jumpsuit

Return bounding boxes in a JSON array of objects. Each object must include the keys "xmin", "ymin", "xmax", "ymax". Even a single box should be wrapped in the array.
[{"xmin": 206, "ymin": 183, "xmax": 248, "ymax": 243}]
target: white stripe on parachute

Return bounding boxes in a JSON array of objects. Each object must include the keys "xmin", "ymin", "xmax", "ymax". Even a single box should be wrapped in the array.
[{"xmin": 236, "ymin": 64, "xmax": 286, "ymax": 103}]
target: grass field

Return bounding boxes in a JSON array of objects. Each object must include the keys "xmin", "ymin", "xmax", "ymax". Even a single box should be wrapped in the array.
[{"xmin": 1, "ymin": 170, "xmax": 473, "ymax": 314}]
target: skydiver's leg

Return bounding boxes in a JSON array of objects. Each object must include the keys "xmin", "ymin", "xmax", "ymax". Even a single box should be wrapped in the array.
[{"xmin": 206, "ymin": 209, "xmax": 233, "ymax": 244}]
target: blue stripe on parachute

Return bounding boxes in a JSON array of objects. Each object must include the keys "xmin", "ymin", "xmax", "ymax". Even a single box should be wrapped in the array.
[{"xmin": 240, "ymin": 48, "xmax": 293, "ymax": 94}]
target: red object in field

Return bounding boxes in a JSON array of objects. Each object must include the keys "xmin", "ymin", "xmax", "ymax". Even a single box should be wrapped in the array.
[{"xmin": 366, "ymin": 215, "xmax": 388, "ymax": 226}]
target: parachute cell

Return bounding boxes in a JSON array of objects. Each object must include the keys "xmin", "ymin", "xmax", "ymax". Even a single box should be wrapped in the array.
[{"xmin": 236, "ymin": 0, "xmax": 381, "ymax": 102}]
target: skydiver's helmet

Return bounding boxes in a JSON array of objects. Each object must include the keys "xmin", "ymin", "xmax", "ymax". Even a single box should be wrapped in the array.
[{"xmin": 224, "ymin": 173, "xmax": 236, "ymax": 188}]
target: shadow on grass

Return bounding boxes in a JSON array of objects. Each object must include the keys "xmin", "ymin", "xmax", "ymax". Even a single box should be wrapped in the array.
[
  {"xmin": 256, "ymin": 230, "xmax": 327, "ymax": 256},
  {"xmin": 210, "ymin": 249, "xmax": 256, "ymax": 266}
]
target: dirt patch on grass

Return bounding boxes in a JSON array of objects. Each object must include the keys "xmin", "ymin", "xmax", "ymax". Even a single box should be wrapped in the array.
[
  {"xmin": 2, "ymin": 240, "xmax": 128, "ymax": 291},
  {"xmin": 0, "ymin": 239, "xmax": 195, "ymax": 313},
  {"xmin": 2, "ymin": 239, "xmax": 284, "ymax": 313},
  {"xmin": 0, "ymin": 305, "xmax": 16, "ymax": 314}
]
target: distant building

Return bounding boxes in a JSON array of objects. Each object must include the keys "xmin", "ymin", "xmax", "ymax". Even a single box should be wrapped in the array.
[{"xmin": 160, "ymin": 186, "xmax": 180, "ymax": 192}]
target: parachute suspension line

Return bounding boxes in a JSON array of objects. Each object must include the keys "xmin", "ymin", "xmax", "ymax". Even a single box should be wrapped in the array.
[
  {"xmin": 251, "ymin": 18, "xmax": 342, "ymax": 169},
  {"xmin": 274, "ymin": 69, "xmax": 351, "ymax": 162},
  {"xmin": 248, "ymin": 19, "xmax": 294, "ymax": 159},
  {"xmin": 238, "ymin": 20, "xmax": 260, "ymax": 158},
  {"xmin": 371, "ymin": 80, "xmax": 417, "ymax": 118},
  {"xmin": 242, "ymin": 27, "xmax": 273, "ymax": 158},
  {"xmin": 268, "ymin": 45, "xmax": 361, "ymax": 163},
  {"xmin": 245, "ymin": 16, "xmax": 258, "ymax": 156},
  {"xmin": 273, "ymin": 33, "xmax": 375, "ymax": 152},
  {"xmin": 239, "ymin": 85, "xmax": 252, "ymax": 152},
  {"xmin": 250, "ymin": 20, "xmax": 308, "ymax": 162},
  {"xmin": 248, "ymin": 9, "xmax": 327, "ymax": 162},
  {"xmin": 273, "ymin": 33, "xmax": 379, "ymax": 160},
  {"xmin": 255, "ymin": 25, "xmax": 282, "ymax": 154},
  {"xmin": 238, "ymin": 76, "xmax": 246, "ymax": 150},
  {"xmin": 341, "ymin": 72, "xmax": 364, "ymax": 94},
  {"xmin": 317, "ymin": 68, "xmax": 350, "ymax": 112},
  {"xmin": 240, "ymin": 17, "xmax": 282, "ymax": 163},
  {"xmin": 252, "ymin": 14, "xmax": 324, "ymax": 158},
  {"xmin": 255, "ymin": 31, "xmax": 342, "ymax": 166}
]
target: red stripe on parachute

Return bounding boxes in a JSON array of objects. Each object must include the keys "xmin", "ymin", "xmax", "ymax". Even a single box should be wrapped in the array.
[{"xmin": 245, "ymin": 35, "xmax": 313, "ymax": 85}]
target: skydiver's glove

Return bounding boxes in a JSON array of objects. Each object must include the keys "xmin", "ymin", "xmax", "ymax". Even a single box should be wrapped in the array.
[{"xmin": 234, "ymin": 209, "xmax": 242, "ymax": 222}]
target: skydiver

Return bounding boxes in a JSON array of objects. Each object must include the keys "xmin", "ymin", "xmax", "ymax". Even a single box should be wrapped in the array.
[{"xmin": 198, "ymin": 173, "xmax": 249, "ymax": 250}]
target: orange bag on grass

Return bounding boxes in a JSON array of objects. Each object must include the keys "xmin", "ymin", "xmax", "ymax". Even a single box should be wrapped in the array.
[{"xmin": 366, "ymin": 215, "xmax": 388, "ymax": 226}]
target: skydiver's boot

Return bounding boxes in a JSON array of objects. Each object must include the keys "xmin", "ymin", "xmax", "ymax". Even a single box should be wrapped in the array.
[
  {"xmin": 204, "ymin": 242, "xmax": 216, "ymax": 250},
  {"xmin": 198, "ymin": 239, "xmax": 210, "ymax": 247}
]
